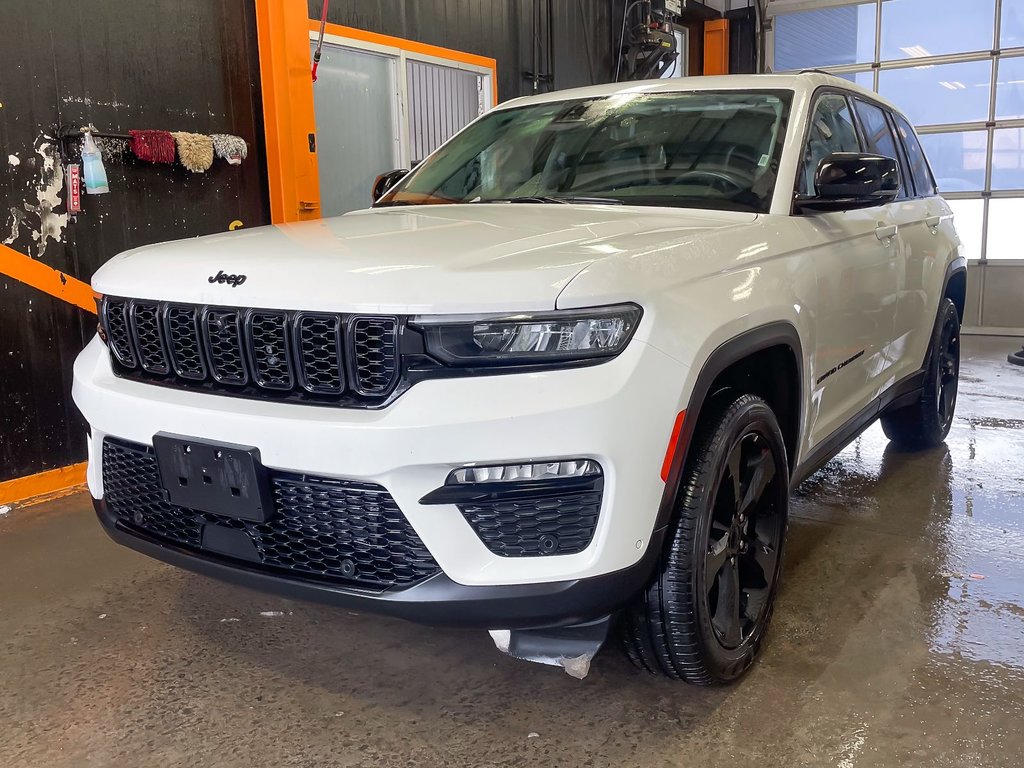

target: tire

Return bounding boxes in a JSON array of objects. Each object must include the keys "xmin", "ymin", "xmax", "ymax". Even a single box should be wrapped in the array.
[
  {"xmin": 881, "ymin": 298, "xmax": 960, "ymax": 450},
  {"xmin": 623, "ymin": 394, "xmax": 789, "ymax": 684}
]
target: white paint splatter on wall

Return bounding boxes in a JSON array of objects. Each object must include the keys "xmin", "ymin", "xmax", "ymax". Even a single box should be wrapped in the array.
[{"xmin": 3, "ymin": 134, "xmax": 68, "ymax": 257}]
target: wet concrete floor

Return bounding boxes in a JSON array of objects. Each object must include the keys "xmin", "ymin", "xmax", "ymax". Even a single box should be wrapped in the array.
[{"xmin": 1, "ymin": 335, "xmax": 1023, "ymax": 767}]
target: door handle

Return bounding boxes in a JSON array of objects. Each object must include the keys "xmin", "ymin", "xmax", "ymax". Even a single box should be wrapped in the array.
[
  {"xmin": 925, "ymin": 215, "xmax": 942, "ymax": 229},
  {"xmin": 875, "ymin": 224, "xmax": 898, "ymax": 242}
]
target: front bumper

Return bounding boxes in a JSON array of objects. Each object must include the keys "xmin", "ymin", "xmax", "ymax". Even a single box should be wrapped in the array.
[
  {"xmin": 94, "ymin": 496, "xmax": 665, "ymax": 629},
  {"xmin": 74, "ymin": 333, "xmax": 688, "ymax": 591}
]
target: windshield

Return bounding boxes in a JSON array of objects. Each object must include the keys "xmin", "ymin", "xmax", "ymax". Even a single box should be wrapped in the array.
[{"xmin": 377, "ymin": 90, "xmax": 793, "ymax": 213}]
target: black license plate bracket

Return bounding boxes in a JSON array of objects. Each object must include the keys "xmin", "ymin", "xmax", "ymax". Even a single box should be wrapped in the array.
[{"xmin": 152, "ymin": 433, "xmax": 273, "ymax": 523}]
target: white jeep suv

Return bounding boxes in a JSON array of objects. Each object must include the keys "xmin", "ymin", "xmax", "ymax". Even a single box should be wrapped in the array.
[{"xmin": 74, "ymin": 73, "xmax": 965, "ymax": 683}]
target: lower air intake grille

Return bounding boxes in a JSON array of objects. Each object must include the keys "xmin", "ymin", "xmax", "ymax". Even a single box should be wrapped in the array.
[
  {"xmin": 457, "ymin": 484, "xmax": 603, "ymax": 557},
  {"xmin": 101, "ymin": 437, "xmax": 440, "ymax": 589}
]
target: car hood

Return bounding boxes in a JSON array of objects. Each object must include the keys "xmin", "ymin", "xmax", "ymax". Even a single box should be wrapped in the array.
[{"xmin": 92, "ymin": 204, "xmax": 757, "ymax": 314}]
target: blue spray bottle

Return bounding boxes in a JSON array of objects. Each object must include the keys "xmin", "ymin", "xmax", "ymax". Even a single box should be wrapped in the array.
[{"xmin": 81, "ymin": 130, "xmax": 109, "ymax": 194}]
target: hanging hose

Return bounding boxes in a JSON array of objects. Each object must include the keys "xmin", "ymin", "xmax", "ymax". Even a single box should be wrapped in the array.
[
  {"xmin": 615, "ymin": 0, "xmax": 644, "ymax": 82},
  {"xmin": 311, "ymin": 0, "xmax": 330, "ymax": 83}
]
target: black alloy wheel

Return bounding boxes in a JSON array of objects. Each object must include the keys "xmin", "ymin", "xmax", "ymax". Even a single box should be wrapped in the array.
[
  {"xmin": 703, "ymin": 431, "xmax": 785, "ymax": 651},
  {"xmin": 623, "ymin": 393, "xmax": 789, "ymax": 684},
  {"xmin": 881, "ymin": 297, "xmax": 960, "ymax": 449},
  {"xmin": 935, "ymin": 323, "xmax": 959, "ymax": 433}
]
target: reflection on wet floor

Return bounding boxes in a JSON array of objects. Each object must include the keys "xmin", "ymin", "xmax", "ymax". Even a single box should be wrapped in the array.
[
  {"xmin": 792, "ymin": 338, "xmax": 1024, "ymax": 673},
  {"xmin": 0, "ymin": 335, "xmax": 1022, "ymax": 767}
]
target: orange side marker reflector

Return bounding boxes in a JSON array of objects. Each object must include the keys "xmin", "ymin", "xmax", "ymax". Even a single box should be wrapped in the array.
[{"xmin": 660, "ymin": 410, "xmax": 687, "ymax": 483}]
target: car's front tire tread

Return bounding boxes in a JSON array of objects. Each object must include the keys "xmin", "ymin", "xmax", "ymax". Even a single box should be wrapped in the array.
[{"xmin": 623, "ymin": 393, "xmax": 787, "ymax": 685}]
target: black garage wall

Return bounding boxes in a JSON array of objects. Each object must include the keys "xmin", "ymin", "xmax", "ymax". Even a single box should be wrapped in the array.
[
  {"xmin": 308, "ymin": 0, "xmax": 617, "ymax": 100},
  {"xmin": 0, "ymin": 0, "xmax": 269, "ymax": 483},
  {"xmin": 1, "ymin": 0, "xmax": 618, "ymax": 487}
]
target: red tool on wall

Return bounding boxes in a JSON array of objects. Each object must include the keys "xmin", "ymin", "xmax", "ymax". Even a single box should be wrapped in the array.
[
  {"xmin": 67, "ymin": 164, "xmax": 81, "ymax": 214},
  {"xmin": 311, "ymin": 0, "xmax": 330, "ymax": 82}
]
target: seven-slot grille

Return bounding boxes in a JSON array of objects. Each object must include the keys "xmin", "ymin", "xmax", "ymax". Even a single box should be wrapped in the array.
[
  {"xmin": 103, "ymin": 298, "xmax": 400, "ymax": 403},
  {"xmin": 101, "ymin": 437, "xmax": 440, "ymax": 589}
]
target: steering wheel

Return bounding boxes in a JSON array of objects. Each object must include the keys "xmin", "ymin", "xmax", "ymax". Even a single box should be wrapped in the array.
[{"xmin": 668, "ymin": 169, "xmax": 748, "ymax": 194}]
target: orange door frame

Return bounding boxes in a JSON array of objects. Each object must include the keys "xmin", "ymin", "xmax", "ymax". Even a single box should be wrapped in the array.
[
  {"xmin": 254, "ymin": 1, "xmax": 497, "ymax": 226},
  {"xmin": 310, "ymin": 20, "xmax": 498, "ymax": 108},
  {"xmin": 703, "ymin": 19, "xmax": 730, "ymax": 76},
  {"xmin": 254, "ymin": 0, "xmax": 323, "ymax": 223}
]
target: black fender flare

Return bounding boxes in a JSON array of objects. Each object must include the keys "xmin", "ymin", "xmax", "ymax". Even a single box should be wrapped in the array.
[
  {"xmin": 653, "ymin": 322, "xmax": 804, "ymax": 532},
  {"xmin": 941, "ymin": 255, "xmax": 968, "ymax": 323}
]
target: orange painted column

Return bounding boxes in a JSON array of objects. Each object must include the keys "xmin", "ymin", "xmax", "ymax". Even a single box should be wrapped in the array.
[
  {"xmin": 703, "ymin": 19, "xmax": 730, "ymax": 76},
  {"xmin": 254, "ymin": 0, "xmax": 322, "ymax": 223}
]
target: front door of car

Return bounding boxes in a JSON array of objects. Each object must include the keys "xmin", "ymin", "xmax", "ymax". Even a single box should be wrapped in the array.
[
  {"xmin": 886, "ymin": 111, "xmax": 952, "ymax": 381},
  {"xmin": 798, "ymin": 93, "xmax": 901, "ymax": 453},
  {"xmin": 850, "ymin": 98, "xmax": 938, "ymax": 393}
]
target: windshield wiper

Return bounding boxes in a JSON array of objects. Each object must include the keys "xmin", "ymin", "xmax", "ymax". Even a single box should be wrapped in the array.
[{"xmin": 484, "ymin": 195, "xmax": 624, "ymax": 205}]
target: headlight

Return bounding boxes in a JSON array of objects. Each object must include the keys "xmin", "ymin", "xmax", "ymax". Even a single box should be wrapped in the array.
[{"xmin": 413, "ymin": 304, "xmax": 642, "ymax": 367}]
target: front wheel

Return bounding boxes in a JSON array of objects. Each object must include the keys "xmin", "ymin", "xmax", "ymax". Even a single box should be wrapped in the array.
[
  {"xmin": 623, "ymin": 394, "xmax": 789, "ymax": 684},
  {"xmin": 881, "ymin": 298, "xmax": 960, "ymax": 449}
]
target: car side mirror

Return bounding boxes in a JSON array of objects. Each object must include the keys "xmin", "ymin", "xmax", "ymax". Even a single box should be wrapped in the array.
[
  {"xmin": 795, "ymin": 152, "xmax": 900, "ymax": 213},
  {"xmin": 372, "ymin": 169, "xmax": 410, "ymax": 202}
]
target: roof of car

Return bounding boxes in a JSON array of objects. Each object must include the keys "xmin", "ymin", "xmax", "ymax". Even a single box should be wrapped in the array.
[{"xmin": 495, "ymin": 72, "xmax": 906, "ymax": 120}]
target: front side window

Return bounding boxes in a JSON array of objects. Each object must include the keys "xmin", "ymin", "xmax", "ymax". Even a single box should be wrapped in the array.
[
  {"xmin": 853, "ymin": 98, "xmax": 907, "ymax": 199},
  {"xmin": 798, "ymin": 93, "xmax": 861, "ymax": 195},
  {"xmin": 378, "ymin": 90, "xmax": 793, "ymax": 214},
  {"xmin": 894, "ymin": 114, "xmax": 938, "ymax": 197}
]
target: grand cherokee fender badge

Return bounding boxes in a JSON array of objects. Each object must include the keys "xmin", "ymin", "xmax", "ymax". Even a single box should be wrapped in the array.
[{"xmin": 208, "ymin": 270, "xmax": 247, "ymax": 287}]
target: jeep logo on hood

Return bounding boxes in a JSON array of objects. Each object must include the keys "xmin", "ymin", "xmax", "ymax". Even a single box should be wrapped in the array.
[{"xmin": 208, "ymin": 270, "xmax": 247, "ymax": 287}]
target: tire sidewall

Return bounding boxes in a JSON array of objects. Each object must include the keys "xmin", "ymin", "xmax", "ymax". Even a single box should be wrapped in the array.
[
  {"xmin": 688, "ymin": 399, "xmax": 789, "ymax": 681},
  {"xmin": 925, "ymin": 299, "xmax": 961, "ymax": 440}
]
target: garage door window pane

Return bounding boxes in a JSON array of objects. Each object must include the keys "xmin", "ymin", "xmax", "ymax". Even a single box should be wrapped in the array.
[
  {"xmin": 947, "ymin": 199, "xmax": 985, "ymax": 261},
  {"xmin": 990, "ymin": 128, "xmax": 1024, "ymax": 190},
  {"xmin": 773, "ymin": 4, "xmax": 876, "ymax": 71},
  {"xmin": 995, "ymin": 56, "xmax": 1024, "ymax": 120},
  {"xmin": 880, "ymin": 0, "xmax": 995, "ymax": 61},
  {"xmin": 986, "ymin": 198, "xmax": 1024, "ymax": 259},
  {"xmin": 878, "ymin": 61, "xmax": 992, "ymax": 126},
  {"xmin": 1002, "ymin": 0, "xmax": 1024, "ymax": 49},
  {"xmin": 918, "ymin": 131, "xmax": 988, "ymax": 193}
]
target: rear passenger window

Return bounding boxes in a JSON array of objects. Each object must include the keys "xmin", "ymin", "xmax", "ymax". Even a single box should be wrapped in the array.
[
  {"xmin": 894, "ymin": 114, "xmax": 937, "ymax": 197},
  {"xmin": 853, "ymin": 99, "xmax": 907, "ymax": 199},
  {"xmin": 799, "ymin": 94, "xmax": 861, "ymax": 195}
]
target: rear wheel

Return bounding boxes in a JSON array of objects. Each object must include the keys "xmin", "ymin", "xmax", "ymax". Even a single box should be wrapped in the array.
[
  {"xmin": 623, "ymin": 394, "xmax": 788, "ymax": 684},
  {"xmin": 881, "ymin": 298, "xmax": 960, "ymax": 449}
]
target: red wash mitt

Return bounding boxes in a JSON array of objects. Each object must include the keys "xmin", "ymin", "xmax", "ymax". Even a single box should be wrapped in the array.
[{"xmin": 129, "ymin": 129, "xmax": 176, "ymax": 164}]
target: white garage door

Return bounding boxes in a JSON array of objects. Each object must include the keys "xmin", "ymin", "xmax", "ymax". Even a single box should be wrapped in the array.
[{"xmin": 768, "ymin": 0, "xmax": 1024, "ymax": 333}]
